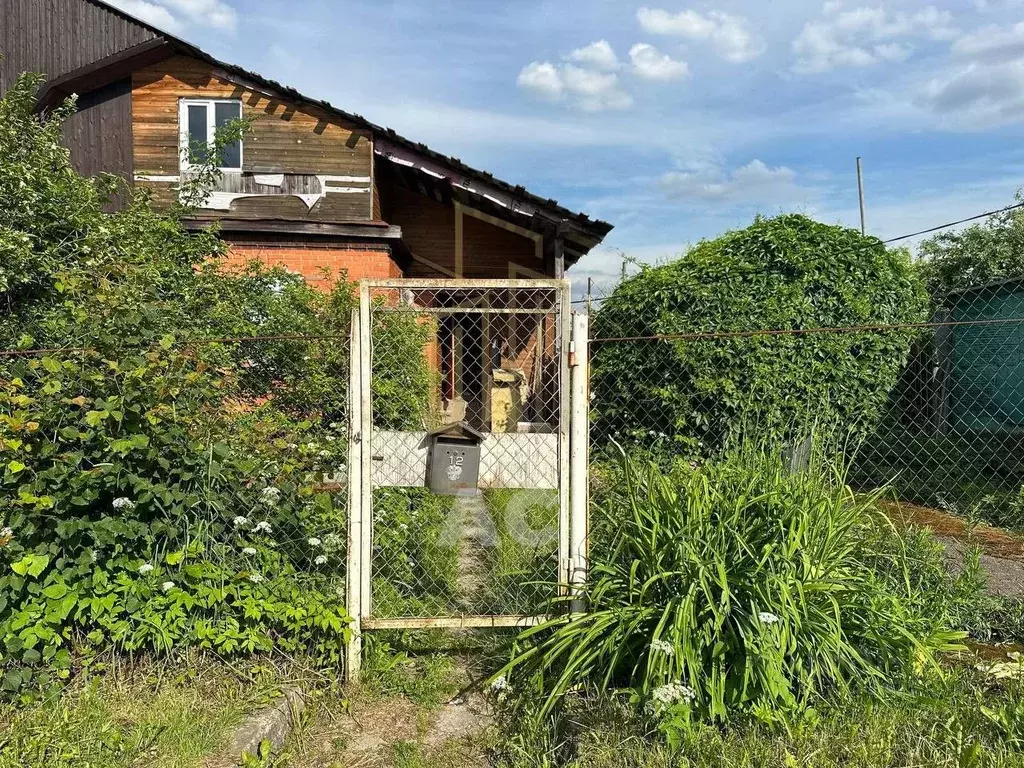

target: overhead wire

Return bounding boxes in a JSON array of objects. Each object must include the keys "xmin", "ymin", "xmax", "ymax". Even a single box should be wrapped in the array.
[{"xmin": 571, "ymin": 200, "xmax": 1024, "ymax": 306}]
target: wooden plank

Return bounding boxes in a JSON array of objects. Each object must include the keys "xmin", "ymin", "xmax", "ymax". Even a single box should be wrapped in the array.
[{"xmin": 130, "ymin": 54, "xmax": 373, "ymax": 220}]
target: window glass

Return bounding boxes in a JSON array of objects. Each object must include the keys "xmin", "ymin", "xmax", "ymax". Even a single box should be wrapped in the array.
[
  {"xmin": 186, "ymin": 104, "xmax": 209, "ymax": 164},
  {"xmin": 215, "ymin": 102, "xmax": 243, "ymax": 169}
]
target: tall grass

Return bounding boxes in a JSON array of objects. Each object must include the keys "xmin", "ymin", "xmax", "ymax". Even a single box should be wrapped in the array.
[
  {"xmin": 495, "ymin": 446, "xmax": 965, "ymax": 727},
  {"xmin": 491, "ymin": 670, "xmax": 1024, "ymax": 768}
]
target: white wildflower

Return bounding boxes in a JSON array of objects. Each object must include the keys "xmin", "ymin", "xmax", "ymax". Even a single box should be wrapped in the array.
[
  {"xmin": 260, "ymin": 487, "xmax": 282, "ymax": 506},
  {"xmin": 254, "ymin": 521, "xmax": 272, "ymax": 534},
  {"xmin": 323, "ymin": 533, "xmax": 343, "ymax": 550},
  {"xmin": 314, "ymin": 555, "xmax": 328, "ymax": 566},
  {"xmin": 0, "ymin": 527, "xmax": 13, "ymax": 540},
  {"xmin": 649, "ymin": 682, "xmax": 696, "ymax": 711},
  {"xmin": 650, "ymin": 639, "xmax": 674, "ymax": 656},
  {"xmin": 138, "ymin": 563, "xmax": 154, "ymax": 575},
  {"xmin": 399, "ymin": 523, "xmax": 409, "ymax": 531},
  {"xmin": 308, "ymin": 537, "xmax": 322, "ymax": 547},
  {"xmin": 249, "ymin": 573, "xmax": 264, "ymax": 584},
  {"xmin": 242, "ymin": 547, "xmax": 257, "ymax": 556},
  {"xmin": 161, "ymin": 581, "xmax": 175, "ymax": 592},
  {"xmin": 758, "ymin": 612, "xmax": 780, "ymax": 625},
  {"xmin": 112, "ymin": 497, "xmax": 136, "ymax": 512},
  {"xmin": 233, "ymin": 516, "xmax": 249, "ymax": 528},
  {"xmin": 490, "ymin": 676, "xmax": 510, "ymax": 693},
  {"xmin": 318, "ymin": 450, "xmax": 332, "ymax": 459}
]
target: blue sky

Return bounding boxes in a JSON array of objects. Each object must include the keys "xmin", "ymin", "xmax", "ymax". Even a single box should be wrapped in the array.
[{"xmin": 109, "ymin": 0, "xmax": 1024, "ymax": 294}]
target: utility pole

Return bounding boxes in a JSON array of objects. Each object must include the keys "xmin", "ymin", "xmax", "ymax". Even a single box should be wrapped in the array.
[
  {"xmin": 621, "ymin": 255, "xmax": 627, "ymax": 282},
  {"xmin": 856, "ymin": 157, "xmax": 867, "ymax": 235},
  {"xmin": 586, "ymin": 277, "xmax": 593, "ymax": 316}
]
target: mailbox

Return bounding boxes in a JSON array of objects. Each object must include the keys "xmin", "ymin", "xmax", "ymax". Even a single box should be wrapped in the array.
[{"xmin": 427, "ymin": 421, "xmax": 485, "ymax": 496}]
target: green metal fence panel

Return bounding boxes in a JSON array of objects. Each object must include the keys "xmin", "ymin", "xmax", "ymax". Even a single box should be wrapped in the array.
[{"xmin": 952, "ymin": 281, "xmax": 1024, "ymax": 430}]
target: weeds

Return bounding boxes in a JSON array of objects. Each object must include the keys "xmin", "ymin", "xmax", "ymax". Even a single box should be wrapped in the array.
[
  {"xmin": 491, "ymin": 668, "xmax": 1024, "ymax": 767},
  {"xmin": 0, "ymin": 652, "xmax": 283, "ymax": 768}
]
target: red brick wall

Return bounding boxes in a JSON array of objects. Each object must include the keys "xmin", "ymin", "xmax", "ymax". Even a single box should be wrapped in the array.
[{"xmin": 222, "ymin": 240, "xmax": 401, "ymax": 287}]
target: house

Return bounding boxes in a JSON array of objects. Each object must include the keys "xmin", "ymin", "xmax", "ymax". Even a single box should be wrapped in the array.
[
  {"xmin": 0, "ymin": 0, "xmax": 611, "ymax": 429},
  {"xmin": 0, "ymin": 0, "xmax": 611, "ymax": 286}
]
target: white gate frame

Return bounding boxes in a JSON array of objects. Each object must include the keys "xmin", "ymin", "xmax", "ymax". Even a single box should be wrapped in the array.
[{"xmin": 345, "ymin": 279, "xmax": 589, "ymax": 681}]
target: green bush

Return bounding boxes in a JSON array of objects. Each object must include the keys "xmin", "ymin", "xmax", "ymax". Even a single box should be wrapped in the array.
[
  {"xmin": 0, "ymin": 347, "xmax": 354, "ymax": 694},
  {"xmin": 0, "ymin": 72, "xmax": 432, "ymax": 694},
  {"xmin": 918, "ymin": 192, "xmax": 1024, "ymax": 298},
  {"xmin": 494, "ymin": 447, "xmax": 966, "ymax": 732},
  {"xmin": 592, "ymin": 215, "xmax": 927, "ymax": 456}
]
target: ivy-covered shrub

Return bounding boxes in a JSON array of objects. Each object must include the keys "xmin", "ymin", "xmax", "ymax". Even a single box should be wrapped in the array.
[
  {"xmin": 918, "ymin": 191, "xmax": 1024, "ymax": 299},
  {"xmin": 0, "ymin": 72, "xmax": 431, "ymax": 695},
  {"xmin": 592, "ymin": 215, "xmax": 928, "ymax": 456}
]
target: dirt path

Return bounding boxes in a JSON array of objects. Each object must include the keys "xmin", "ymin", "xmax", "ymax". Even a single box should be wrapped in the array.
[
  {"xmin": 882, "ymin": 500, "xmax": 1024, "ymax": 598},
  {"xmin": 454, "ymin": 494, "xmax": 495, "ymax": 613}
]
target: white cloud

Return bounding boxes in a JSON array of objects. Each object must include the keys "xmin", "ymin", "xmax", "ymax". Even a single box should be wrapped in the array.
[
  {"xmin": 919, "ymin": 61, "xmax": 1024, "ymax": 129},
  {"xmin": 106, "ymin": 0, "xmax": 237, "ymax": 32},
  {"xmin": 793, "ymin": 5, "xmax": 956, "ymax": 73},
  {"xmin": 106, "ymin": 0, "xmax": 184, "ymax": 33},
  {"xmin": 917, "ymin": 20, "xmax": 1024, "ymax": 129},
  {"xmin": 160, "ymin": 0, "xmax": 237, "ymax": 30},
  {"xmin": 636, "ymin": 7, "xmax": 765, "ymax": 63},
  {"xmin": 952, "ymin": 21, "xmax": 1024, "ymax": 64},
  {"xmin": 566, "ymin": 40, "xmax": 620, "ymax": 71},
  {"xmin": 517, "ymin": 62, "xmax": 565, "ymax": 100},
  {"xmin": 517, "ymin": 61, "xmax": 632, "ymax": 111},
  {"xmin": 660, "ymin": 159, "xmax": 799, "ymax": 201},
  {"xmin": 629, "ymin": 43, "xmax": 689, "ymax": 80}
]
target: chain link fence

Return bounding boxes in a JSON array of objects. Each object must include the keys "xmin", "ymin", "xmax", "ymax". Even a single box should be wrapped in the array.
[
  {"xmin": 363, "ymin": 282, "xmax": 566, "ymax": 620},
  {"xmin": 0, "ymin": 332, "xmax": 352, "ymax": 684},
  {"xmin": 583, "ymin": 274, "xmax": 1024, "ymax": 533}
]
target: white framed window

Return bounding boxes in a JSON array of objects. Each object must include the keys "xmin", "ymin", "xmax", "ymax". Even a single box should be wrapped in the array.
[{"xmin": 178, "ymin": 98, "xmax": 243, "ymax": 171}]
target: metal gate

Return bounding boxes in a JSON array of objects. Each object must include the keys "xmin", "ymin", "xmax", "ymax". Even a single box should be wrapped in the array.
[{"xmin": 346, "ymin": 280, "xmax": 588, "ymax": 678}]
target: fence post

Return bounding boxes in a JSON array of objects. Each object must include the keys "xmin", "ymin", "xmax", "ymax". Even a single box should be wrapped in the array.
[
  {"xmin": 358, "ymin": 282, "xmax": 374, "ymax": 618},
  {"xmin": 569, "ymin": 311, "xmax": 590, "ymax": 607},
  {"xmin": 345, "ymin": 308, "xmax": 364, "ymax": 681},
  {"xmin": 558, "ymin": 286, "xmax": 573, "ymax": 592}
]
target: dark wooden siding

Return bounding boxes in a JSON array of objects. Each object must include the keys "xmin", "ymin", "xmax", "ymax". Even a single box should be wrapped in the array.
[
  {"xmin": 463, "ymin": 213, "xmax": 543, "ymax": 278},
  {"xmin": 64, "ymin": 77, "xmax": 133, "ymax": 180},
  {"xmin": 389, "ymin": 186, "xmax": 457, "ymax": 277},
  {"xmin": 386, "ymin": 186, "xmax": 546, "ymax": 278},
  {"xmin": 0, "ymin": 0, "xmax": 157, "ymax": 94}
]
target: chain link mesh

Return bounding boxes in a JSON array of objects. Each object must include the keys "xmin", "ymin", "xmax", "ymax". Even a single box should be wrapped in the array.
[
  {"xmin": 584, "ymin": 277, "xmax": 1024, "ymax": 533},
  {"xmin": 0, "ymin": 333, "xmax": 352, "ymax": 658},
  {"xmin": 366, "ymin": 283, "xmax": 566, "ymax": 618}
]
